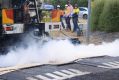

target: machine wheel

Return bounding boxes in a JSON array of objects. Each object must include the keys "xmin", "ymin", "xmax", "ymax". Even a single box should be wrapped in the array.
[{"xmin": 83, "ymin": 14, "xmax": 88, "ymax": 19}]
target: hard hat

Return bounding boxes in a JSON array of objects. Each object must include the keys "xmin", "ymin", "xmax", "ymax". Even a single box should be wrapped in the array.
[
  {"xmin": 57, "ymin": 5, "xmax": 60, "ymax": 8},
  {"xmin": 65, "ymin": 4, "xmax": 68, "ymax": 7}
]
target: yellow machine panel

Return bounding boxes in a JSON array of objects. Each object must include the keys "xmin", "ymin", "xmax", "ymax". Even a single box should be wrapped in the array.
[{"xmin": 2, "ymin": 9, "xmax": 14, "ymax": 24}]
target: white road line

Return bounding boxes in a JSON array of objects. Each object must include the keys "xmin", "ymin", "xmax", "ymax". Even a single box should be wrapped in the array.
[
  {"xmin": 26, "ymin": 77, "xmax": 38, "ymax": 80},
  {"xmin": 103, "ymin": 62, "xmax": 119, "ymax": 68},
  {"xmin": 61, "ymin": 70, "xmax": 76, "ymax": 75},
  {"xmin": 102, "ymin": 63, "xmax": 115, "ymax": 67},
  {"xmin": 46, "ymin": 73, "xmax": 61, "ymax": 79},
  {"xmin": 35, "ymin": 75, "xmax": 51, "ymax": 80},
  {"xmin": 98, "ymin": 65, "xmax": 111, "ymax": 69},
  {"xmin": 53, "ymin": 71, "xmax": 68, "ymax": 77},
  {"xmin": 98, "ymin": 61, "xmax": 119, "ymax": 69},
  {"xmin": 113, "ymin": 61, "xmax": 119, "ymax": 64},
  {"xmin": 68, "ymin": 69, "xmax": 83, "ymax": 74},
  {"xmin": 68, "ymin": 69, "xmax": 90, "ymax": 75},
  {"xmin": 68, "ymin": 69, "xmax": 79, "ymax": 73},
  {"xmin": 27, "ymin": 69, "xmax": 91, "ymax": 80},
  {"xmin": 108, "ymin": 62, "xmax": 119, "ymax": 66}
]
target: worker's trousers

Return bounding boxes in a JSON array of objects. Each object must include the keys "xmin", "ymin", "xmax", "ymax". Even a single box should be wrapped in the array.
[
  {"xmin": 65, "ymin": 16, "xmax": 71, "ymax": 30},
  {"xmin": 72, "ymin": 17, "xmax": 79, "ymax": 32}
]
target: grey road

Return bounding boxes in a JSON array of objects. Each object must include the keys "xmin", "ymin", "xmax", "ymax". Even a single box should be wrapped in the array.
[{"xmin": 1, "ymin": 56, "xmax": 119, "ymax": 80}]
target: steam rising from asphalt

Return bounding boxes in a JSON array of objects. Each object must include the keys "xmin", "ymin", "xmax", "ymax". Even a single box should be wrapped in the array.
[{"xmin": 0, "ymin": 38, "xmax": 119, "ymax": 67}]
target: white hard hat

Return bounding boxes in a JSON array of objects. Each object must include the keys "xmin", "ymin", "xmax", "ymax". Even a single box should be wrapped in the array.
[
  {"xmin": 65, "ymin": 4, "xmax": 68, "ymax": 7},
  {"xmin": 57, "ymin": 5, "xmax": 60, "ymax": 8}
]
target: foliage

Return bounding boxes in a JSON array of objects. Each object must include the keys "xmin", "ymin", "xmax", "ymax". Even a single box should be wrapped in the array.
[
  {"xmin": 91, "ymin": 0, "xmax": 105, "ymax": 31},
  {"xmin": 91, "ymin": 0, "xmax": 119, "ymax": 32},
  {"xmin": 50, "ymin": 0, "xmax": 67, "ymax": 9},
  {"xmin": 50, "ymin": 0, "xmax": 88, "ymax": 9},
  {"xmin": 78, "ymin": 0, "xmax": 88, "ymax": 7},
  {"xmin": 99, "ymin": 0, "xmax": 119, "ymax": 32}
]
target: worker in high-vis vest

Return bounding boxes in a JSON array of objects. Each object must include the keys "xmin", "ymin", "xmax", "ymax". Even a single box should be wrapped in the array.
[
  {"xmin": 52, "ymin": 5, "xmax": 65, "ymax": 29},
  {"xmin": 64, "ymin": 3, "xmax": 73, "ymax": 31},
  {"xmin": 56, "ymin": 5, "xmax": 65, "ymax": 29},
  {"xmin": 72, "ymin": 4, "xmax": 80, "ymax": 34}
]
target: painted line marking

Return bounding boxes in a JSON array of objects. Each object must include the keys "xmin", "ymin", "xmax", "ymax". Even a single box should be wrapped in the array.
[
  {"xmin": 98, "ymin": 61, "xmax": 119, "ymax": 69},
  {"xmin": 46, "ymin": 73, "xmax": 61, "ymax": 79},
  {"xmin": 26, "ymin": 77, "xmax": 38, "ymax": 80},
  {"xmin": 68, "ymin": 69, "xmax": 90, "ymax": 76},
  {"xmin": 103, "ymin": 62, "xmax": 119, "ymax": 68},
  {"xmin": 108, "ymin": 62, "xmax": 119, "ymax": 66},
  {"xmin": 68, "ymin": 69, "xmax": 89, "ymax": 75},
  {"xmin": 102, "ymin": 63, "xmax": 116, "ymax": 67},
  {"xmin": 53, "ymin": 71, "xmax": 68, "ymax": 77},
  {"xmin": 61, "ymin": 70, "xmax": 76, "ymax": 75},
  {"xmin": 113, "ymin": 61, "xmax": 119, "ymax": 64},
  {"xmin": 26, "ymin": 69, "xmax": 91, "ymax": 80},
  {"xmin": 35, "ymin": 75, "xmax": 51, "ymax": 80},
  {"xmin": 98, "ymin": 65, "xmax": 111, "ymax": 69}
]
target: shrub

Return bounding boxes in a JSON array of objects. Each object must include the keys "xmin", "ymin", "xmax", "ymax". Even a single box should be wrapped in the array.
[
  {"xmin": 91, "ymin": 0, "xmax": 119, "ymax": 32},
  {"xmin": 50, "ymin": 0, "xmax": 88, "ymax": 9},
  {"xmin": 78, "ymin": 0, "xmax": 88, "ymax": 7},
  {"xmin": 99, "ymin": 0, "xmax": 119, "ymax": 32},
  {"xmin": 91, "ymin": 0, "xmax": 105, "ymax": 31}
]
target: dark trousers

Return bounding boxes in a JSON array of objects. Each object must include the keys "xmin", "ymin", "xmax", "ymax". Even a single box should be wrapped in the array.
[
  {"xmin": 60, "ymin": 16, "xmax": 65, "ymax": 29},
  {"xmin": 65, "ymin": 16, "xmax": 71, "ymax": 30},
  {"xmin": 73, "ymin": 17, "xmax": 79, "ymax": 32}
]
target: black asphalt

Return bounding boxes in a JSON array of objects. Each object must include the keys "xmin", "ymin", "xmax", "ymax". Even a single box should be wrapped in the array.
[
  {"xmin": 66, "ymin": 69, "xmax": 119, "ymax": 80},
  {"xmin": 0, "ymin": 56, "xmax": 119, "ymax": 80}
]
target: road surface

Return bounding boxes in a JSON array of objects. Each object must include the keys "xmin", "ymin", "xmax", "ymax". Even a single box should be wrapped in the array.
[{"xmin": 1, "ymin": 56, "xmax": 119, "ymax": 80}]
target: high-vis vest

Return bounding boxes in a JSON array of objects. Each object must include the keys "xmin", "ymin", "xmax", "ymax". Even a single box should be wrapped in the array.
[
  {"xmin": 72, "ymin": 8, "xmax": 80, "ymax": 18},
  {"xmin": 73, "ymin": 8, "xmax": 80, "ymax": 14},
  {"xmin": 52, "ymin": 10, "xmax": 64, "ymax": 22}
]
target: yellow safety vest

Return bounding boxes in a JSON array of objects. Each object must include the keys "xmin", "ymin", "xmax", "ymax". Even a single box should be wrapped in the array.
[{"xmin": 73, "ymin": 8, "xmax": 80, "ymax": 14}]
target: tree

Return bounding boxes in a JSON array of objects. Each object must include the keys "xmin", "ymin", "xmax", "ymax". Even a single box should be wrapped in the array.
[
  {"xmin": 91, "ymin": 0, "xmax": 119, "ymax": 32},
  {"xmin": 78, "ymin": 0, "xmax": 88, "ymax": 7},
  {"xmin": 50, "ymin": 0, "xmax": 88, "ymax": 9},
  {"xmin": 50, "ymin": 0, "xmax": 67, "ymax": 9}
]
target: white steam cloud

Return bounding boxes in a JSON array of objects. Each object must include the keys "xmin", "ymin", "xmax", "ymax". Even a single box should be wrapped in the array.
[{"xmin": 0, "ymin": 38, "xmax": 119, "ymax": 67}]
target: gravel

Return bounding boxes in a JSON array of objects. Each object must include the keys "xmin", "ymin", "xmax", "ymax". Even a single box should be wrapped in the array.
[{"xmin": 89, "ymin": 31, "xmax": 119, "ymax": 44}]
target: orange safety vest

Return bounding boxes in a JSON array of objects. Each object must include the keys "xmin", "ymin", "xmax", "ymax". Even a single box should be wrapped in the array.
[{"xmin": 52, "ymin": 9, "xmax": 64, "ymax": 22}]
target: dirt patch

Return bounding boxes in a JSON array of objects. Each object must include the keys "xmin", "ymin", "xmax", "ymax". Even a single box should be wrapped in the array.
[
  {"xmin": 89, "ymin": 31, "xmax": 119, "ymax": 44},
  {"xmin": 49, "ymin": 30, "xmax": 119, "ymax": 44}
]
